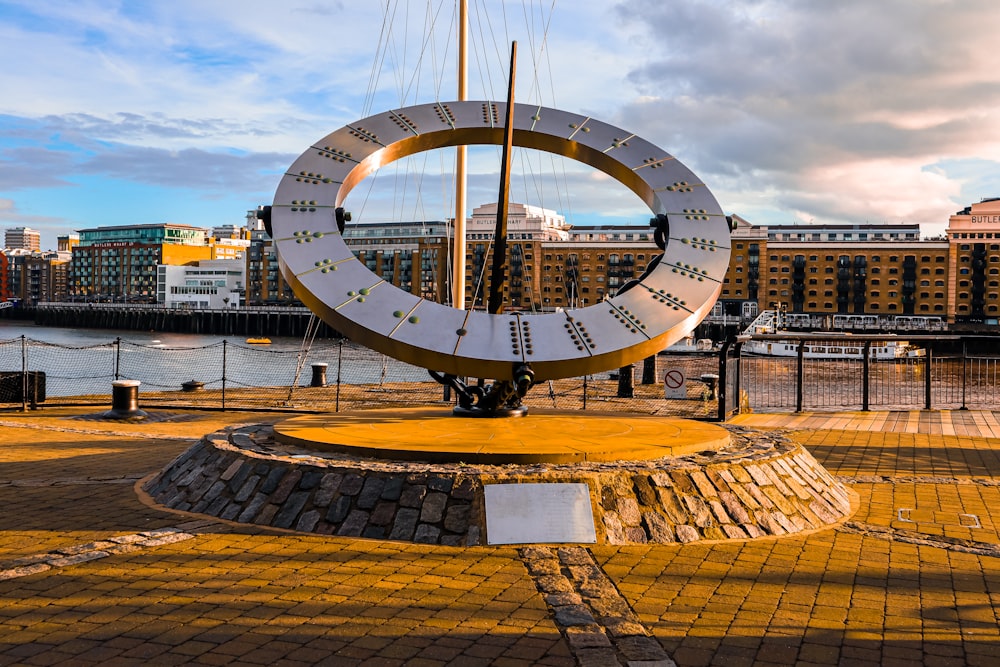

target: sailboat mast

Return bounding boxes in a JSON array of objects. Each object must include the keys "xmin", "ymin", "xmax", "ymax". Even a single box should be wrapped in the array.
[{"xmin": 451, "ymin": 0, "xmax": 468, "ymax": 309}]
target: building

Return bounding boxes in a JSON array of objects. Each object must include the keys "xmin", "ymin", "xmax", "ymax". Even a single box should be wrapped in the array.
[
  {"xmin": 0, "ymin": 252, "xmax": 10, "ymax": 303},
  {"xmin": 156, "ymin": 259, "xmax": 244, "ymax": 309},
  {"xmin": 23, "ymin": 251, "xmax": 71, "ymax": 304},
  {"xmin": 241, "ymin": 198, "xmax": 1000, "ymax": 327},
  {"xmin": 244, "ymin": 225, "xmax": 298, "ymax": 306},
  {"xmin": 720, "ymin": 218, "xmax": 951, "ymax": 319},
  {"xmin": 57, "ymin": 234, "xmax": 79, "ymax": 252},
  {"xmin": 5, "ymin": 227, "xmax": 41, "ymax": 252},
  {"xmin": 69, "ymin": 223, "xmax": 214, "ymax": 302},
  {"xmin": 946, "ymin": 197, "xmax": 1000, "ymax": 323},
  {"xmin": 343, "ymin": 220, "xmax": 451, "ymax": 303}
]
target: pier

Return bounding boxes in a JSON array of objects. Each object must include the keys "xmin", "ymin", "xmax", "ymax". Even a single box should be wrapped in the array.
[{"xmin": 14, "ymin": 303, "xmax": 340, "ymax": 338}]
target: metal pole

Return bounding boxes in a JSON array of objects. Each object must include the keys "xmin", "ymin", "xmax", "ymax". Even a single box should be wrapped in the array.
[
  {"xmin": 796, "ymin": 339, "xmax": 804, "ymax": 412},
  {"xmin": 961, "ymin": 340, "xmax": 968, "ymax": 410},
  {"xmin": 487, "ymin": 41, "xmax": 517, "ymax": 315},
  {"xmin": 114, "ymin": 337, "xmax": 121, "ymax": 380},
  {"xmin": 862, "ymin": 341, "xmax": 871, "ymax": 411},
  {"xmin": 20, "ymin": 335, "xmax": 27, "ymax": 412},
  {"xmin": 735, "ymin": 340, "xmax": 744, "ymax": 416},
  {"xmin": 451, "ymin": 0, "xmax": 468, "ymax": 310},
  {"xmin": 222, "ymin": 340, "xmax": 227, "ymax": 411},
  {"xmin": 924, "ymin": 345, "xmax": 932, "ymax": 410},
  {"xmin": 336, "ymin": 338, "xmax": 343, "ymax": 413},
  {"xmin": 717, "ymin": 340, "xmax": 730, "ymax": 420}
]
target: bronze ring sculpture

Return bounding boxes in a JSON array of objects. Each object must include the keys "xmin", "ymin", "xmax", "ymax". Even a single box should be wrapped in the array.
[{"xmin": 270, "ymin": 101, "xmax": 730, "ymax": 382}]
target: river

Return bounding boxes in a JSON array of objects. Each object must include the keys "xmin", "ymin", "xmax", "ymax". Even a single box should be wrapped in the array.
[{"xmin": 0, "ymin": 321, "xmax": 431, "ymax": 398}]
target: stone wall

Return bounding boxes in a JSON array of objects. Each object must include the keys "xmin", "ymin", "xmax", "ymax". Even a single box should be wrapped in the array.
[{"xmin": 143, "ymin": 424, "xmax": 856, "ymax": 545}]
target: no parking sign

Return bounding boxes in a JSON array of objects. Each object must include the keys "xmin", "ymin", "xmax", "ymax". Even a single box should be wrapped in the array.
[{"xmin": 663, "ymin": 368, "xmax": 686, "ymax": 399}]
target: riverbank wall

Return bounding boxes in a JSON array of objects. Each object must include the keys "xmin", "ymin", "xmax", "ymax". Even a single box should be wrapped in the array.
[{"xmin": 5, "ymin": 305, "xmax": 340, "ymax": 338}]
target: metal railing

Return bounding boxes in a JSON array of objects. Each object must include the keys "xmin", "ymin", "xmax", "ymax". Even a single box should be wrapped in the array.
[
  {"xmin": 3, "ymin": 331, "xmax": 999, "ymax": 417},
  {"xmin": 724, "ymin": 333, "xmax": 1000, "ymax": 414}
]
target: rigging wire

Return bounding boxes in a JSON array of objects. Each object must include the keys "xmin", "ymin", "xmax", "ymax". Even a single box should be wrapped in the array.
[{"xmin": 355, "ymin": 1, "xmax": 575, "ymax": 307}]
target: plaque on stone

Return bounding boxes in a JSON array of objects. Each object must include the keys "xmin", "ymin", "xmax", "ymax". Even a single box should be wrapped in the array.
[{"xmin": 484, "ymin": 483, "xmax": 597, "ymax": 545}]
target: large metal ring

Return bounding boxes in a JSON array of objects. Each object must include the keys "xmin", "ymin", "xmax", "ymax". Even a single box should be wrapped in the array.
[{"xmin": 271, "ymin": 101, "xmax": 730, "ymax": 381}]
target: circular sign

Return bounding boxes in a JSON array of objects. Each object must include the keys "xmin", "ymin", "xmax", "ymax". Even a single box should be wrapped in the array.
[
  {"xmin": 663, "ymin": 369, "xmax": 685, "ymax": 389},
  {"xmin": 271, "ymin": 101, "xmax": 730, "ymax": 381}
]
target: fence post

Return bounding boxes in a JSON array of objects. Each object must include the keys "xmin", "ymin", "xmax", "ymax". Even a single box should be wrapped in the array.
[
  {"xmin": 862, "ymin": 341, "xmax": 871, "ymax": 411},
  {"xmin": 960, "ymin": 340, "xmax": 968, "ymax": 410},
  {"xmin": 717, "ymin": 340, "xmax": 730, "ymax": 421},
  {"xmin": 335, "ymin": 338, "xmax": 342, "ymax": 413},
  {"xmin": 222, "ymin": 340, "xmax": 227, "ymax": 411},
  {"xmin": 924, "ymin": 346, "xmax": 932, "ymax": 410},
  {"xmin": 20, "ymin": 335, "xmax": 27, "ymax": 412},
  {"xmin": 796, "ymin": 340, "xmax": 805, "ymax": 413},
  {"xmin": 114, "ymin": 337, "xmax": 121, "ymax": 380},
  {"xmin": 583, "ymin": 375, "xmax": 588, "ymax": 411}
]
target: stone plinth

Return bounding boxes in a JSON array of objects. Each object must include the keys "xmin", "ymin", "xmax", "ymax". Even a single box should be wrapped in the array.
[{"xmin": 143, "ymin": 417, "xmax": 856, "ymax": 546}]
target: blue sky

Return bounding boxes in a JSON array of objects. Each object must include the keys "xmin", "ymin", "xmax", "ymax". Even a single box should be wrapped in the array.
[{"xmin": 1, "ymin": 0, "xmax": 999, "ymax": 249}]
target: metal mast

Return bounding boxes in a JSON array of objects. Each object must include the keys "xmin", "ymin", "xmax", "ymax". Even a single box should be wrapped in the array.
[{"xmin": 451, "ymin": 0, "xmax": 468, "ymax": 309}]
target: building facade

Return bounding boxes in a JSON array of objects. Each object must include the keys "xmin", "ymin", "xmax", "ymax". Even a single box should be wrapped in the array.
[
  {"xmin": 4, "ymin": 227, "xmax": 41, "ymax": 252},
  {"xmin": 238, "ymin": 198, "xmax": 1000, "ymax": 327},
  {"xmin": 69, "ymin": 224, "xmax": 214, "ymax": 302},
  {"xmin": 156, "ymin": 259, "xmax": 244, "ymax": 309}
]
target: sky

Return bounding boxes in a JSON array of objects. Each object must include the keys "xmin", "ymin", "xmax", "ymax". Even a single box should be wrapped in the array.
[{"xmin": 1, "ymin": 0, "xmax": 999, "ymax": 250}]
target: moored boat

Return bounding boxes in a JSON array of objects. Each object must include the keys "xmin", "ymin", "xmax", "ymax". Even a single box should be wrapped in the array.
[{"xmin": 741, "ymin": 311, "xmax": 922, "ymax": 360}]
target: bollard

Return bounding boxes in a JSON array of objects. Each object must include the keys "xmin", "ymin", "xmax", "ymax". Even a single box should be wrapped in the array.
[
  {"xmin": 310, "ymin": 363, "xmax": 328, "ymax": 388},
  {"xmin": 700, "ymin": 373, "xmax": 720, "ymax": 400},
  {"xmin": 105, "ymin": 380, "xmax": 148, "ymax": 419}
]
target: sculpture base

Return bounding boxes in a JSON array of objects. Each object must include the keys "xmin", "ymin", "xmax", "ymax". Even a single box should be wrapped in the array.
[
  {"xmin": 452, "ymin": 404, "xmax": 529, "ymax": 418},
  {"xmin": 142, "ymin": 408, "xmax": 856, "ymax": 546}
]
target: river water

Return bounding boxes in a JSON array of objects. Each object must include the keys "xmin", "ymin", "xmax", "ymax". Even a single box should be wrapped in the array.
[
  {"xmin": 0, "ymin": 320, "xmax": 430, "ymax": 398},
  {"xmin": 2, "ymin": 320, "xmax": 996, "ymax": 411}
]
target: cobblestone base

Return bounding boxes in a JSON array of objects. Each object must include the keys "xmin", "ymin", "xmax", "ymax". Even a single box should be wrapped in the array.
[{"xmin": 143, "ymin": 424, "xmax": 856, "ymax": 546}]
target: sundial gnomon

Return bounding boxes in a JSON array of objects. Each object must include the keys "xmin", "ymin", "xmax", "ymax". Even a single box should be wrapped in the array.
[{"xmin": 267, "ymin": 100, "xmax": 731, "ymax": 414}]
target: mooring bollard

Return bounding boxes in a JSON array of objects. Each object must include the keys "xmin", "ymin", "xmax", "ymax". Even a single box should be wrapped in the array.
[
  {"xmin": 700, "ymin": 373, "xmax": 720, "ymax": 400},
  {"xmin": 106, "ymin": 379, "xmax": 148, "ymax": 419},
  {"xmin": 310, "ymin": 363, "xmax": 328, "ymax": 388}
]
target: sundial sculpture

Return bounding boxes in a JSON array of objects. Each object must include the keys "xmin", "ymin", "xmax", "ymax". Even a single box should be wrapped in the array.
[{"xmin": 265, "ymin": 100, "xmax": 731, "ymax": 415}]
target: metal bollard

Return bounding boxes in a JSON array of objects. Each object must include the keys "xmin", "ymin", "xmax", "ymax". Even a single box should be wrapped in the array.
[
  {"xmin": 310, "ymin": 363, "xmax": 328, "ymax": 388},
  {"xmin": 105, "ymin": 380, "xmax": 148, "ymax": 419}
]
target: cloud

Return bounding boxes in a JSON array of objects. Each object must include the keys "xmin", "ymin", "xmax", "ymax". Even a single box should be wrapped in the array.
[
  {"xmin": 612, "ymin": 0, "xmax": 1000, "ymax": 225},
  {"xmin": 0, "ymin": 198, "xmax": 65, "ymax": 224}
]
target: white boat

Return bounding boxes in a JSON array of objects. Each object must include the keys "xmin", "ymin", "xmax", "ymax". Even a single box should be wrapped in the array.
[{"xmin": 742, "ymin": 310, "xmax": 923, "ymax": 360}]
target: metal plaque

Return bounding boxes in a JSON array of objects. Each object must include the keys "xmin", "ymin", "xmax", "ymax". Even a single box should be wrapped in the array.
[{"xmin": 484, "ymin": 482, "xmax": 597, "ymax": 545}]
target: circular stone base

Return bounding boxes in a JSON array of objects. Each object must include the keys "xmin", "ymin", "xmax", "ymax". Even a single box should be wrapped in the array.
[
  {"xmin": 272, "ymin": 408, "xmax": 732, "ymax": 464},
  {"xmin": 143, "ymin": 419, "xmax": 857, "ymax": 547}
]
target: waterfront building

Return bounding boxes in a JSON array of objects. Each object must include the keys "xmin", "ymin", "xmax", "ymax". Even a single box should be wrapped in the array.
[
  {"xmin": 720, "ymin": 218, "xmax": 952, "ymax": 320},
  {"xmin": 69, "ymin": 223, "xmax": 214, "ymax": 302},
  {"xmin": 0, "ymin": 252, "xmax": 10, "ymax": 303},
  {"xmin": 946, "ymin": 197, "xmax": 1000, "ymax": 323},
  {"xmin": 4, "ymin": 226, "xmax": 41, "ymax": 252},
  {"xmin": 244, "ymin": 226, "xmax": 299, "ymax": 306},
  {"xmin": 156, "ymin": 259, "xmax": 244, "ymax": 309},
  {"xmin": 343, "ymin": 220, "xmax": 451, "ymax": 303},
  {"xmin": 237, "ymin": 198, "xmax": 1000, "ymax": 327},
  {"xmin": 23, "ymin": 251, "xmax": 71, "ymax": 304},
  {"xmin": 57, "ymin": 234, "xmax": 79, "ymax": 252}
]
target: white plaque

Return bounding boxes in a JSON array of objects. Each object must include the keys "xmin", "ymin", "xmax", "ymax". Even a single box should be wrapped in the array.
[{"xmin": 484, "ymin": 483, "xmax": 597, "ymax": 545}]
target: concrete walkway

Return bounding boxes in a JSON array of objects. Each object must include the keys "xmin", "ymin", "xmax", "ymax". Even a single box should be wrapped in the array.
[{"xmin": 2, "ymin": 407, "xmax": 1000, "ymax": 666}]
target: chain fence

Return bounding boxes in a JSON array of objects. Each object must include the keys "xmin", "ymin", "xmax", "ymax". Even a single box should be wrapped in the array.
[{"xmin": 0, "ymin": 336, "xmax": 723, "ymax": 419}]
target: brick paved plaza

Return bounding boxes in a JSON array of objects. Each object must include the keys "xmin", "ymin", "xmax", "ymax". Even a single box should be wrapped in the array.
[{"xmin": 2, "ymin": 407, "xmax": 1000, "ymax": 666}]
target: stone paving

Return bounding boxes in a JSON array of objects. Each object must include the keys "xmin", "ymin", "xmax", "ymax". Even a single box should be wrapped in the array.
[{"xmin": 1, "ymin": 407, "xmax": 1000, "ymax": 665}]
